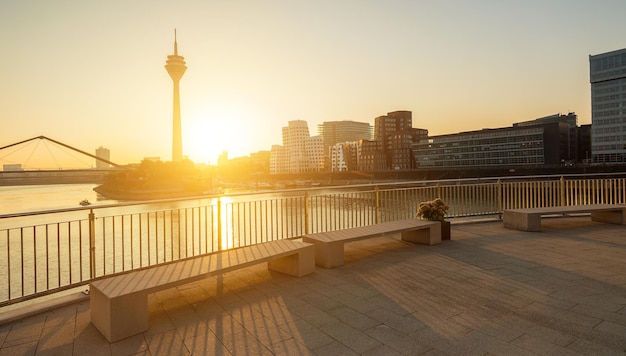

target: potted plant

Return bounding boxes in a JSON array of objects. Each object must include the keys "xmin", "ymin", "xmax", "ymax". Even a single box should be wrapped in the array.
[{"xmin": 416, "ymin": 198, "xmax": 451, "ymax": 240}]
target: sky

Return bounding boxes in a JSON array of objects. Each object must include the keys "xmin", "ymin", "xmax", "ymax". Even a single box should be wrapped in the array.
[{"xmin": 1, "ymin": 0, "xmax": 626, "ymax": 168}]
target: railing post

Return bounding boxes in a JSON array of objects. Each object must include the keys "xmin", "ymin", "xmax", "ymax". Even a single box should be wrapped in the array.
[
  {"xmin": 304, "ymin": 191, "xmax": 310, "ymax": 235},
  {"xmin": 437, "ymin": 182, "xmax": 441, "ymax": 198},
  {"xmin": 89, "ymin": 209, "xmax": 96, "ymax": 279},
  {"xmin": 217, "ymin": 197, "xmax": 222, "ymax": 251},
  {"xmin": 497, "ymin": 179, "xmax": 502, "ymax": 220},
  {"xmin": 375, "ymin": 186, "xmax": 380, "ymax": 224},
  {"xmin": 559, "ymin": 176, "xmax": 565, "ymax": 206}
]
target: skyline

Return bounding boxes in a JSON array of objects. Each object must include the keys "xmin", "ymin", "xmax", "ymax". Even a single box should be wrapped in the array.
[{"xmin": 2, "ymin": 1, "xmax": 626, "ymax": 167}]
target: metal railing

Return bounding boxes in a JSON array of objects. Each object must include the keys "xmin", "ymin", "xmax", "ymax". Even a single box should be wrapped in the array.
[{"xmin": 1, "ymin": 173, "xmax": 625, "ymax": 306}]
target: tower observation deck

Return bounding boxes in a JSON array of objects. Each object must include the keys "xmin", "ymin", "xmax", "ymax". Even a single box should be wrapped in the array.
[{"xmin": 164, "ymin": 29, "xmax": 187, "ymax": 162}]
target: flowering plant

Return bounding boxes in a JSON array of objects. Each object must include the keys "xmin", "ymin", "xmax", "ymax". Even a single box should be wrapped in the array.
[{"xmin": 416, "ymin": 198, "xmax": 449, "ymax": 222}]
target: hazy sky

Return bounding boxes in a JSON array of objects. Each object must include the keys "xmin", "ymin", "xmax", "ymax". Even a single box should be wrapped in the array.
[{"xmin": 1, "ymin": 0, "xmax": 626, "ymax": 168}]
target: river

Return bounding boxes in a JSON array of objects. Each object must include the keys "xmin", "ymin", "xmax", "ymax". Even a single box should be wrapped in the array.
[{"xmin": 0, "ymin": 184, "xmax": 118, "ymax": 215}]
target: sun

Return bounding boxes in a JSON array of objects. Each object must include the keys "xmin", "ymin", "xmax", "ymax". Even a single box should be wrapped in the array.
[{"xmin": 183, "ymin": 108, "xmax": 240, "ymax": 164}]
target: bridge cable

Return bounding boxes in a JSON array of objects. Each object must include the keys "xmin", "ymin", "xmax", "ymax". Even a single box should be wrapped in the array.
[
  {"xmin": 42, "ymin": 139, "xmax": 63, "ymax": 170},
  {"xmin": 23, "ymin": 139, "xmax": 41, "ymax": 170}
]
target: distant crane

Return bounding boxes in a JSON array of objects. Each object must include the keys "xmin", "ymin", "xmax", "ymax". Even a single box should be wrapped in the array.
[{"xmin": 0, "ymin": 135, "xmax": 125, "ymax": 169}]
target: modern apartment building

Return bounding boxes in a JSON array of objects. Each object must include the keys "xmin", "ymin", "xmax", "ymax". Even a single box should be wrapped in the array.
[
  {"xmin": 589, "ymin": 48, "xmax": 626, "ymax": 164},
  {"xmin": 357, "ymin": 140, "xmax": 386, "ymax": 172},
  {"xmin": 330, "ymin": 142, "xmax": 359, "ymax": 172},
  {"xmin": 305, "ymin": 135, "xmax": 324, "ymax": 172},
  {"xmin": 270, "ymin": 120, "xmax": 324, "ymax": 174},
  {"xmin": 269, "ymin": 145, "xmax": 288, "ymax": 174},
  {"xmin": 318, "ymin": 121, "xmax": 373, "ymax": 170},
  {"xmin": 374, "ymin": 111, "xmax": 428, "ymax": 170}
]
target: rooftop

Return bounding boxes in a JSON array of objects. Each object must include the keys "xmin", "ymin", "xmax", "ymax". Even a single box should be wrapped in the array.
[{"xmin": 1, "ymin": 217, "xmax": 625, "ymax": 355}]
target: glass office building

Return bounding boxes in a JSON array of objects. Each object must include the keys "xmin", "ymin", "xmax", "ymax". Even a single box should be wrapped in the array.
[{"xmin": 589, "ymin": 48, "xmax": 626, "ymax": 164}]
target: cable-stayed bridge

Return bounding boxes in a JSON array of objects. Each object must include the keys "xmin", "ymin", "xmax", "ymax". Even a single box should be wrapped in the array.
[{"xmin": 0, "ymin": 136, "xmax": 125, "ymax": 186}]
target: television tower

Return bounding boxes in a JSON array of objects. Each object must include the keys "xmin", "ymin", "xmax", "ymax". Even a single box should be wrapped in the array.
[{"xmin": 164, "ymin": 29, "xmax": 187, "ymax": 162}]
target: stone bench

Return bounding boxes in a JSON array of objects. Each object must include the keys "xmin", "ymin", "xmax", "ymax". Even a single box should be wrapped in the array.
[
  {"xmin": 302, "ymin": 218, "xmax": 442, "ymax": 268},
  {"xmin": 90, "ymin": 239, "xmax": 315, "ymax": 342},
  {"xmin": 503, "ymin": 204, "xmax": 626, "ymax": 232}
]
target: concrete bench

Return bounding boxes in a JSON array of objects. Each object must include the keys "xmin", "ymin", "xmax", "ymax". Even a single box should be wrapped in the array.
[
  {"xmin": 302, "ymin": 218, "xmax": 442, "ymax": 268},
  {"xmin": 503, "ymin": 204, "xmax": 626, "ymax": 232},
  {"xmin": 90, "ymin": 239, "xmax": 315, "ymax": 342}
]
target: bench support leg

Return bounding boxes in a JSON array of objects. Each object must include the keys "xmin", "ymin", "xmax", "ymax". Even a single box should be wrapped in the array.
[
  {"xmin": 268, "ymin": 245, "xmax": 315, "ymax": 277},
  {"xmin": 91, "ymin": 287, "xmax": 148, "ymax": 343},
  {"xmin": 591, "ymin": 210, "xmax": 626, "ymax": 225},
  {"xmin": 309, "ymin": 241, "xmax": 345, "ymax": 268},
  {"xmin": 401, "ymin": 223, "xmax": 441, "ymax": 245},
  {"xmin": 503, "ymin": 211, "xmax": 541, "ymax": 232}
]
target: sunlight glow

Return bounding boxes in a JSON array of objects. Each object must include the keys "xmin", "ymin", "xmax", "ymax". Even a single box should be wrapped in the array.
[{"xmin": 184, "ymin": 108, "xmax": 241, "ymax": 164}]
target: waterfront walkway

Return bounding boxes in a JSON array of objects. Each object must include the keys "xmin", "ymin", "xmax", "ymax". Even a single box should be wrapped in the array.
[{"xmin": 1, "ymin": 217, "xmax": 625, "ymax": 355}]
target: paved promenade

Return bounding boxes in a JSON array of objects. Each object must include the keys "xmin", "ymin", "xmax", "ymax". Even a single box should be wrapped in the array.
[{"xmin": 1, "ymin": 217, "xmax": 625, "ymax": 355}]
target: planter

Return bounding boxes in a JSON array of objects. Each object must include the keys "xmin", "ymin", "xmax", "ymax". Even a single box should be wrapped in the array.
[{"xmin": 441, "ymin": 220, "xmax": 451, "ymax": 240}]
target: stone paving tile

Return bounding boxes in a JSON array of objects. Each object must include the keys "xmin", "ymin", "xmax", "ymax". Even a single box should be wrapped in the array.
[
  {"xmin": 279, "ymin": 318, "xmax": 335, "ymax": 350},
  {"xmin": 143, "ymin": 303, "xmax": 176, "ymax": 336},
  {"xmin": 217, "ymin": 327, "xmax": 274, "ymax": 356},
  {"xmin": 364, "ymin": 323, "xmax": 433, "ymax": 355},
  {"xmin": 144, "ymin": 329, "xmax": 190, "ymax": 355},
  {"xmin": 72, "ymin": 322, "xmax": 111, "ymax": 356},
  {"xmin": 318, "ymin": 320, "xmax": 382, "ymax": 354},
  {"xmin": 1, "ymin": 313, "xmax": 46, "ymax": 349},
  {"xmin": 326, "ymin": 305, "xmax": 379, "ymax": 331},
  {"xmin": 522, "ymin": 301, "xmax": 603, "ymax": 329},
  {"xmin": 510, "ymin": 333, "xmax": 580, "ymax": 355},
  {"xmin": 311, "ymin": 340, "xmax": 360, "ymax": 356},
  {"xmin": 207, "ymin": 313, "xmax": 248, "ymax": 340},
  {"xmin": 502, "ymin": 314, "xmax": 578, "ymax": 348},
  {"xmin": 332, "ymin": 292, "xmax": 379, "ymax": 314},
  {"xmin": 570, "ymin": 300, "xmax": 626, "ymax": 326},
  {"xmin": 0, "ymin": 324, "xmax": 9, "ymax": 348},
  {"xmin": 367, "ymin": 308, "xmax": 426, "ymax": 334},
  {"xmin": 566, "ymin": 336, "xmax": 626, "ymax": 355},
  {"xmin": 0, "ymin": 341, "xmax": 37, "ymax": 356},
  {"xmin": 450, "ymin": 311, "xmax": 524, "ymax": 343},
  {"xmin": 457, "ymin": 330, "xmax": 535, "ymax": 356},
  {"xmin": 360, "ymin": 344, "xmax": 405, "ymax": 356},
  {"xmin": 183, "ymin": 330, "xmax": 232, "ymax": 356},
  {"xmin": 298, "ymin": 291, "xmax": 344, "ymax": 311},
  {"xmin": 239, "ymin": 311, "xmax": 293, "ymax": 347},
  {"xmin": 41, "ymin": 302, "xmax": 77, "ymax": 329},
  {"xmin": 36, "ymin": 322, "xmax": 75, "ymax": 355},
  {"xmin": 264, "ymin": 337, "xmax": 313, "ymax": 356},
  {"xmin": 289, "ymin": 302, "xmax": 340, "ymax": 328},
  {"xmin": 110, "ymin": 333, "xmax": 149, "ymax": 356}
]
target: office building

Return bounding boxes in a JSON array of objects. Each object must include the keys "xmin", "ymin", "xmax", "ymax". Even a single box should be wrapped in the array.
[
  {"xmin": 513, "ymin": 112, "xmax": 579, "ymax": 161},
  {"xmin": 95, "ymin": 146, "xmax": 111, "ymax": 169},
  {"xmin": 589, "ymin": 48, "xmax": 626, "ymax": 164},
  {"xmin": 318, "ymin": 121, "xmax": 372, "ymax": 170},
  {"xmin": 412, "ymin": 122, "xmax": 570, "ymax": 168}
]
